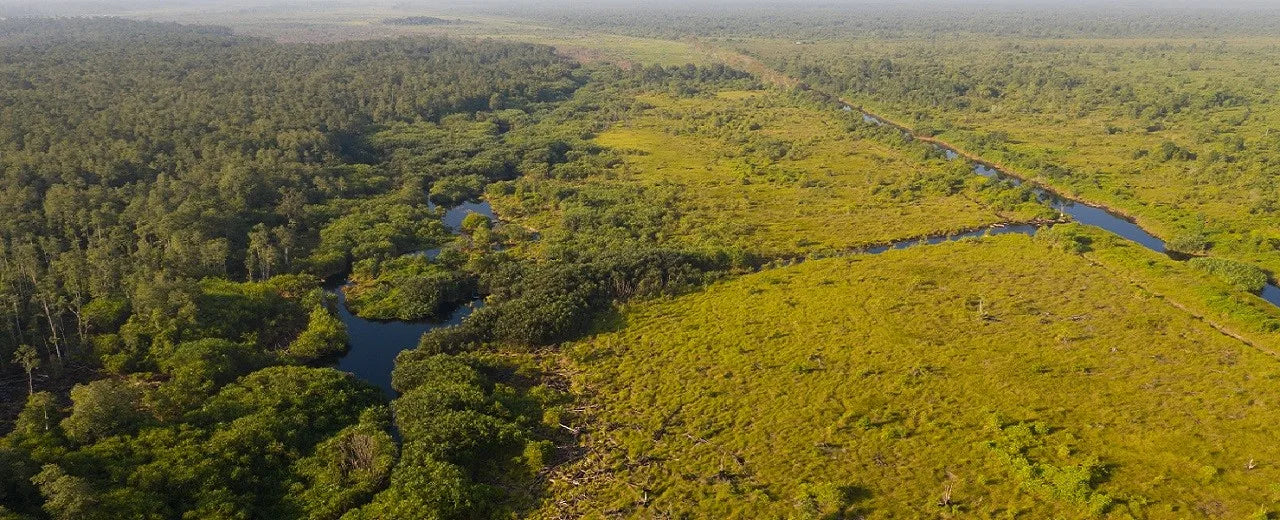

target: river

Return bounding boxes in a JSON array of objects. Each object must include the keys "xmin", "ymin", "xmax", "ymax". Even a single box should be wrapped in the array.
[
  {"xmin": 330, "ymin": 111, "xmax": 1280, "ymax": 395},
  {"xmin": 851, "ymin": 104, "xmax": 1280, "ymax": 307},
  {"xmin": 328, "ymin": 200, "xmax": 494, "ymax": 396}
]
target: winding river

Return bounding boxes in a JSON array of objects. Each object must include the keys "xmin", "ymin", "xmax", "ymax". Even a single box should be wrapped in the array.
[
  {"xmin": 328, "ymin": 200, "xmax": 494, "ymax": 396},
  {"xmin": 329, "ymin": 108, "xmax": 1280, "ymax": 394},
  {"xmin": 853, "ymin": 104, "xmax": 1280, "ymax": 307}
]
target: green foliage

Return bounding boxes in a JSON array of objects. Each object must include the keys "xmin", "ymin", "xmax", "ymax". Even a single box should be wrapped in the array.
[
  {"xmin": 12, "ymin": 12, "xmax": 1280, "ymax": 520},
  {"xmin": 1188, "ymin": 257, "xmax": 1269, "ymax": 293},
  {"xmin": 391, "ymin": 354, "xmax": 485, "ymax": 395},
  {"xmin": 82, "ymin": 298, "xmax": 130, "ymax": 333},
  {"xmin": 0, "ymin": 22, "xmax": 636, "ymax": 519},
  {"xmin": 288, "ymin": 408, "xmax": 397, "ymax": 520},
  {"xmin": 459, "ymin": 213, "xmax": 492, "ymax": 235},
  {"xmin": 288, "ymin": 306, "xmax": 349, "ymax": 363},
  {"xmin": 987, "ymin": 422, "xmax": 1112, "ymax": 516},
  {"xmin": 754, "ymin": 36, "xmax": 1280, "ymax": 275},
  {"xmin": 1035, "ymin": 223, "xmax": 1093, "ymax": 253},
  {"xmin": 1167, "ymin": 229, "xmax": 1210, "ymax": 254},
  {"xmin": 60, "ymin": 379, "xmax": 146, "ymax": 445},
  {"xmin": 0, "ymin": 20, "xmax": 584, "ymax": 362},
  {"xmin": 344, "ymin": 256, "xmax": 474, "ymax": 321},
  {"xmin": 549, "ymin": 234, "xmax": 1280, "ymax": 516},
  {"xmin": 151, "ymin": 338, "xmax": 260, "ymax": 416},
  {"xmin": 793, "ymin": 482, "xmax": 865, "ymax": 519},
  {"xmin": 31, "ymin": 464, "xmax": 100, "ymax": 520},
  {"xmin": 308, "ymin": 200, "xmax": 449, "ymax": 275},
  {"xmin": 342, "ymin": 446, "xmax": 488, "ymax": 520},
  {"xmin": 346, "ymin": 353, "xmax": 557, "ymax": 519},
  {"xmin": 430, "ymin": 175, "xmax": 488, "ymax": 206},
  {"xmin": 196, "ymin": 367, "xmax": 380, "ymax": 444},
  {"xmin": 430, "ymin": 247, "xmax": 720, "ymax": 349}
]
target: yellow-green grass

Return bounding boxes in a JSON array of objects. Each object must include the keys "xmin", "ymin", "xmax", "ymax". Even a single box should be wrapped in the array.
[
  {"xmin": 543, "ymin": 232, "xmax": 1280, "ymax": 518},
  {"xmin": 496, "ymin": 89, "xmax": 1016, "ymax": 259},
  {"xmin": 115, "ymin": 5, "xmax": 713, "ymax": 66},
  {"xmin": 741, "ymin": 37, "xmax": 1280, "ymax": 275}
]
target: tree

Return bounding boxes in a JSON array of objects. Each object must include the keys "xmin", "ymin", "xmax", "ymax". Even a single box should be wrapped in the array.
[
  {"xmin": 287, "ymin": 306, "xmax": 348, "ymax": 363},
  {"xmin": 246, "ymin": 223, "xmax": 278, "ymax": 282},
  {"xmin": 60, "ymin": 379, "xmax": 145, "ymax": 444},
  {"xmin": 459, "ymin": 213, "xmax": 492, "ymax": 235},
  {"xmin": 12, "ymin": 345, "xmax": 40, "ymax": 396},
  {"xmin": 272, "ymin": 226, "xmax": 298, "ymax": 271},
  {"xmin": 31, "ymin": 465, "xmax": 100, "ymax": 520}
]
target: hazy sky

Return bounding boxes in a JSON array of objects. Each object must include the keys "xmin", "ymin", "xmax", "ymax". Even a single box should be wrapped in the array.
[
  {"xmin": 4, "ymin": 0, "xmax": 1280, "ymax": 22},
  {"xmin": 5, "ymin": 0, "xmax": 1280, "ymax": 11}
]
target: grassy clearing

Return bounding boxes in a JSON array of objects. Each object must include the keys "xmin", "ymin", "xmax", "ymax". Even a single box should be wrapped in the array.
[
  {"xmin": 544, "ymin": 232, "xmax": 1280, "ymax": 518},
  {"xmin": 745, "ymin": 37, "xmax": 1280, "ymax": 275},
  {"xmin": 495, "ymin": 88, "xmax": 1025, "ymax": 259},
  {"xmin": 116, "ymin": 5, "xmax": 713, "ymax": 66}
]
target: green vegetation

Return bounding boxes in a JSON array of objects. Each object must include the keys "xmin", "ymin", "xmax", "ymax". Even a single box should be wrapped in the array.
[
  {"xmin": 344, "ymin": 256, "xmax": 474, "ymax": 321},
  {"xmin": 1189, "ymin": 257, "xmax": 1270, "ymax": 293},
  {"xmin": 747, "ymin": 36, "xmax": 1280, "ymax": 275},
  {"xmin": 493, "ymin": 86, "xmax": 1048, "ymax": 259},
  {"xmin": 0, "ymin": 20, "xmax": 590, "ymax": 519},
  {"xmin": 6, "ymin": 7, "xmax": 1280, "ymax": 520},
  {"xmin": 547, "ymin": 233, "xmax": 1280, "ymax": 518}
]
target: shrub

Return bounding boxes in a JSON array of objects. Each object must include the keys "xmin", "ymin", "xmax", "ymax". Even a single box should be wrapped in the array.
[
  {"xmin": 1188, "ymin": 257, "xmax": 1268, "ymax": 293},
  {"xmin": 1036, "ymin": 224, "xmax": 1093, "ymax": 253},
  {"xmin": 287, "ymin": 306, "xmax": 349, "ymax": 362},
  {"xmin": 1166, "ymin": 230, "xmax": 1209, "ymax": 253}
]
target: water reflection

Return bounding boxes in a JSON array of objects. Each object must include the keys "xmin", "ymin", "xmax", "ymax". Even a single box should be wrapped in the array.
[
  {"xmin": 330, "ymin": 282, "xmax": 481, "ymax": 397},
  {"xmin": 443, "ymin": 200, "xmax": 495, "ymax": 231},
  {"xmin": 328, "ymin": 199, "xmax": 494, "ymax": 395}
]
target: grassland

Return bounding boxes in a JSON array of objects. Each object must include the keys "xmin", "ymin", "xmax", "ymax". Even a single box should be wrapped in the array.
[
  {"xmin": 113, "ymin": 4, "xmax": 715, "ymax": 66},
  {"xmin": 492, "ymin": 87, "xmax": 1040, "ymax": 259},
  {"xmin": 543, "ymin": 230, "xmax": 1280, "ymax": 519},
  {"xmin": 744, "ymin": 37, "xmax": 1280, "ymax": 276}
]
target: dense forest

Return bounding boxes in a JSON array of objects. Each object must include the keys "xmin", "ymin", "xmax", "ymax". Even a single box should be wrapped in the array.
[
  {"xmin": 0, "ymin": 18, "xmax": 758, "ymax": 519},
  {"xmin": 507, "ymin": 3, "xmax": 1280, "ymax": 39}
]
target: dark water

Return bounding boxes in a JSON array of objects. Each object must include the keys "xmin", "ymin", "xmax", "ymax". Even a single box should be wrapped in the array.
[
  {"xmin": 1049, "ymin": 200, "xmax": 1166, "ymax": 253},
  {"xmin": 1261, "ymin": 284, "xmax": 1280, "ymax": 308},
  {"xmin": 331, "ymin": 285, "xmax": 481, "ymax": 396},
  {"xmin": 329, "ymin": 200, "xmax": 493, "ymax": 395},
  {"xmin": 443, "ymin": 200, "xmax": 495, "ymax": 231}
]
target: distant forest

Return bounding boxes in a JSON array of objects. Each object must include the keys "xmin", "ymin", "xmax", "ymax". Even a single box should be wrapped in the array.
[
  {"xmin": 382, "ymin": 16, "xmax": 462, "ymax": 26},
  {"xmin": 495, "ymin": 3, "xmax": 1280, "ymax": 38}
]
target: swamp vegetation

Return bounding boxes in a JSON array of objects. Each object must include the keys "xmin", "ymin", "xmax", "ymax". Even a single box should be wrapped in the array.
[{"xmin": 3, "ymin": 6, "xmax": 1280, "ymax": 519}]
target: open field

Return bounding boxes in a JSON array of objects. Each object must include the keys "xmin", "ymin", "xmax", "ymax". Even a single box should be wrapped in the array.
[
  {"xmin": 102, "ymin": 4, "xmax": 715, "ymax": 66},
  {"xmin": 545, "ymin": 230, "xmax": 1280, "ymax": 518},
  {"xmin": 491, "ymin": 87, "xmax": 1042, "ymax": 259},
  {"xmin": 744, "ymin": 37, "xmax": 1280, "ymax": 275}
]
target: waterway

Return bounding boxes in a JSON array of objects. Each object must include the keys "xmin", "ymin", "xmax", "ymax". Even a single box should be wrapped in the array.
[
  {"xmin": 328, "ymin": 200, "xmax": 493, "ymax": 396},
  {"xmin": 330, "ymin": 110, "xmax": 1280, "ymax": 394},
  {"xmin": 850, "ymin": 104, "xmax": 1280, "ymax": 307}
]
